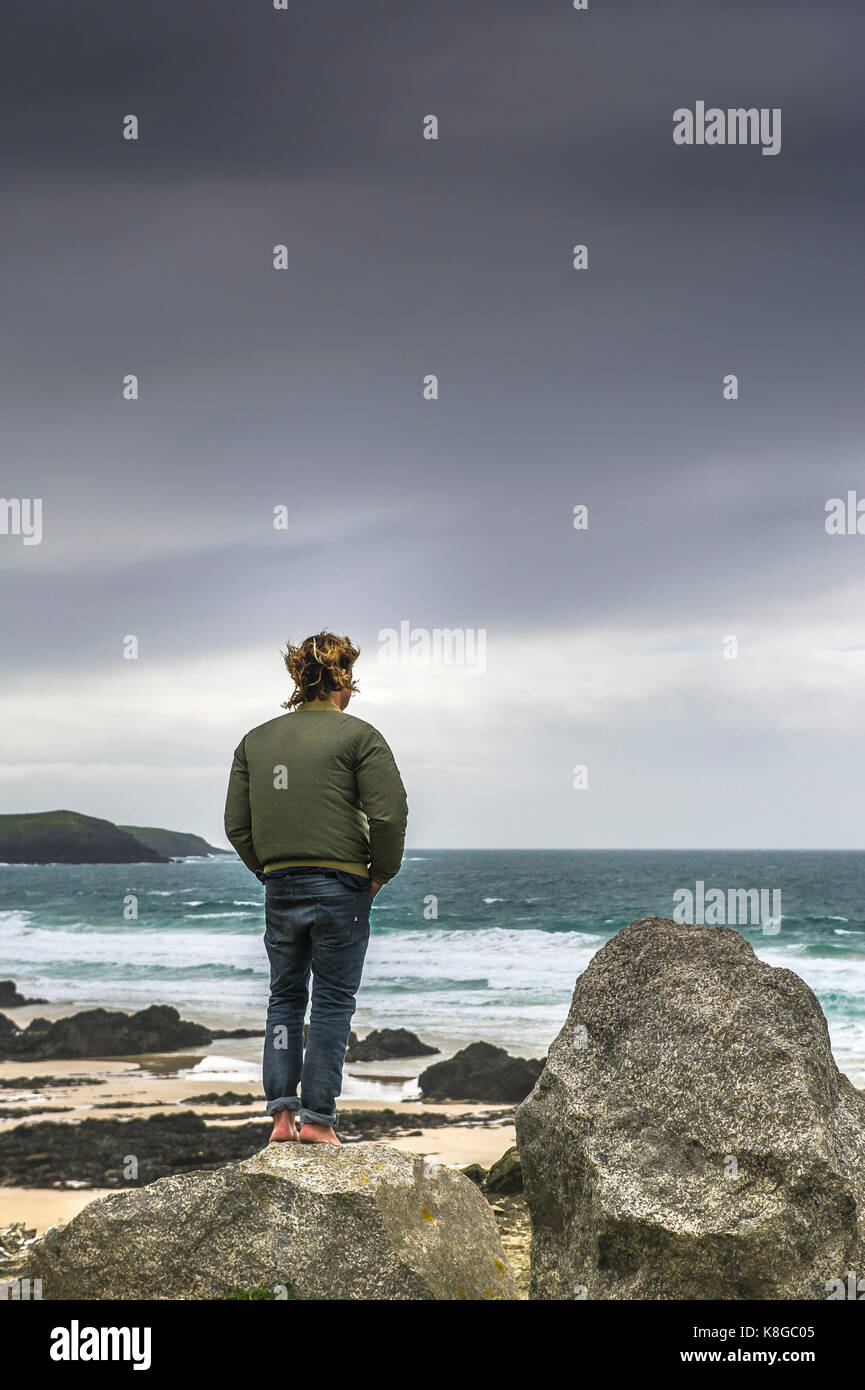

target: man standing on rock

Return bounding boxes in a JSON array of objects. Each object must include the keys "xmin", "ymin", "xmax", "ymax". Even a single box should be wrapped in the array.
[{"xmin": 224, "ymin": 632, "xmax": 408, "ymax": 1146}]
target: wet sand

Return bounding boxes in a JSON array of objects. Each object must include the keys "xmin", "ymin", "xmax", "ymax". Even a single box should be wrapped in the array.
[{"xmin": 0, "ymin": 1187, "xmax": 116, "ymax": 1234}]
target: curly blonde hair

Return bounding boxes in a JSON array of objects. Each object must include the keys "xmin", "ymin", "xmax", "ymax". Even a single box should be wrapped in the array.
[{"xmin": 281, "ymin": 631, "xmax": 360, "ymax": 711}]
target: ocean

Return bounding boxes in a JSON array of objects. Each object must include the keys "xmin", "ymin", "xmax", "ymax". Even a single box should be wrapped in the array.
[{"xmin": 2, "ymin": 849, "xmax": 864, "ymax": 1096}]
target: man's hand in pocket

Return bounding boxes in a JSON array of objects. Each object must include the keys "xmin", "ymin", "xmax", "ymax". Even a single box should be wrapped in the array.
[{"xmin": 369, "ymin": 880, "xmax": 384, "ymax": 899}]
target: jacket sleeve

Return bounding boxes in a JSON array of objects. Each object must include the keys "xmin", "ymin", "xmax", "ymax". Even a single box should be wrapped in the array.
[
  {"xmin": 355, "ymin": 728, "xmax": 408, "ymax": 883},
  {"xmin": 224, "ymin": 738, "xmax": 264, "ymax": 874}
]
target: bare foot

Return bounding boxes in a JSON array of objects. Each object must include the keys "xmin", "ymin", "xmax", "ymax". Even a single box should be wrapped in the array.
[
  {"xmin": 299, "ymin": 1122, "xmax": 341, "ymax": 1145},
  {"xmin": 268, "ymin": 1110, "xmax": 299, "ymax": 1143}
]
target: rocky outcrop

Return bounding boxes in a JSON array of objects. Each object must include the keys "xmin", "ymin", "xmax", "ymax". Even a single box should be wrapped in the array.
[
  {"xmin": 419, "ymin": 1042, "xmax": 543, "ymax": 1103},
  {"xmin": 0, "ymin": 1108, "xmax": 510, "ymax": 1188},
  {"xmin": 485, "ymin": 1146, "xmax": 523, "ymax": 1195},
  {"xmin": 181, "ymin": 1091, "xmax": 260, "ymax": 1107},
  {"xmin": 208, "ymin": 1028, "xmax": 265, "ymax": 1040},
  {"xmin": 25, "ymin": 1142, "xmax": 517, "ymax": 1301},
  {"xmin": 516, "ymin": 916, "xmax": 865, "ymax": 1301},
  {"xmin": 0, "ymin": 981, "xmax": 47, "ymax": 1007},
  {"xmin": 0, "ymin": 1074, "xmax": 104, "ymax": 1091},
  {"xmin": 460, "ymin": 1162, "xmax": 487, "ymax": 1187},
  {"xmin": 0, "ymin": 1004, "xmax": 211, "ymax": 1060},
  {"xmin": 346, "ymin": 1028, "xmax": 438, "ymax": 1062},
  {"xmin": 0, "ymin": 1112, "xmax": 262, "ymax": 1189}
]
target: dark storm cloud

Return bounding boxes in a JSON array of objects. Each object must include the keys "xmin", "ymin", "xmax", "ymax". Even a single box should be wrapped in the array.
[
  {"xmin": 4, "ymin": 1, "xmax": 862, "ymax": 185},
  {"xmin": 2, "ymin": 1, "xmax": 865, "ymax": 849}
]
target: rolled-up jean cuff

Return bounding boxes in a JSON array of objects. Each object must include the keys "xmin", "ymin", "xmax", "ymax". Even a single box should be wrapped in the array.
[
  {"xmin": 300, "ymin": 1106, "xmax": 338, "ymax": 1128},
  {"xmin": 266, "ymin": 1097, "xmax": 301, "ymax": 1115}
]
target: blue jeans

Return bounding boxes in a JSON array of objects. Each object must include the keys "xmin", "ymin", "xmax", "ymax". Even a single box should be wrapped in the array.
[{"xmin": 262, "ymin": 870, "xmax": 371, "ymax": 1128}]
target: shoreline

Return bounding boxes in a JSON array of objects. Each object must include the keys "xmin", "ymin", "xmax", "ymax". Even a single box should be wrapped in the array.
[
  {"xmin": 0, "ymin": 1052, "xmax": 517, "ymax": 1121},
  {"xmin": 0, "ymin": 1044, "xmax": 518, "ymax": 1236}
]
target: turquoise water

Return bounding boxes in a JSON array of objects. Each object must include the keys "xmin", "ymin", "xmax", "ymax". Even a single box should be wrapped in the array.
[{"xmin": 1, "ymin": 850, "xmax": 864, "ymax": 1086}]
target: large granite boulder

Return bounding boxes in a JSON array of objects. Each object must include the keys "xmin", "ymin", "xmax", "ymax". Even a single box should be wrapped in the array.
[
  {"xmin": 419, "ymin": 1042, "xmax": 543, "ymax": 1103},
  {"xmin": 516, "ymin": 916, "xmax": 865, "ymax": 1301},
  {"xmin": 25, "ymin": 1142, "xmax": 517, "ymax": 1301}
]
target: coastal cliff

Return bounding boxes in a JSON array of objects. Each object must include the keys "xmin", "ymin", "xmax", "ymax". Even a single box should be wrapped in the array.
[
  {"xmin": 119, "ymin": 826, "xmax": 231, "ymax": 858},
  {"xmin": 0, "ymin": 811, "xmax": 228, "ymax": 864}
]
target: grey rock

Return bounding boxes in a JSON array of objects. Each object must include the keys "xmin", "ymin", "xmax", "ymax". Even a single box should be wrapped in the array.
[
  {"xmin": 516, "ymin": 916, "xmax": 865, "ymax": 1301},
  {"xmin": 0, "ymin": 1111, "xmax": 266, "ymax": 1189},
  {"xmin": 26, "ymin": 1141, "xmax": 517, "ymax": 1301},
  {"xmin": 460, "ymin": 1163, "xmax": 488, "ymax": 1187},
  {"xmin": 346, "ymin": 1028, "xmax": 438, "ymax": 1062},
  {"xmin": 486, "ymin": 1146, "xmax": 523, "ymax": 1195},
  {"xmin": 419, "ymin": 1041, "xmax": 542, "ymax": 1103},
  {"xmin": 0, "ymin": 981, "xmax": 47, "ymax": 1007},
  {"xmin": 0, "ymin": 1222, "xmax": 40, "ymax": 1281},
  {"xmin": 0, "ymin": 1004, "xmax": 211, "ymax": 1061}
]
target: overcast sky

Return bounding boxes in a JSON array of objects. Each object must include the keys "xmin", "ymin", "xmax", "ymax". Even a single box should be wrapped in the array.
[{"xmin": 2, "ymin": 0, "xmax": 864, "ymax": 849}]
